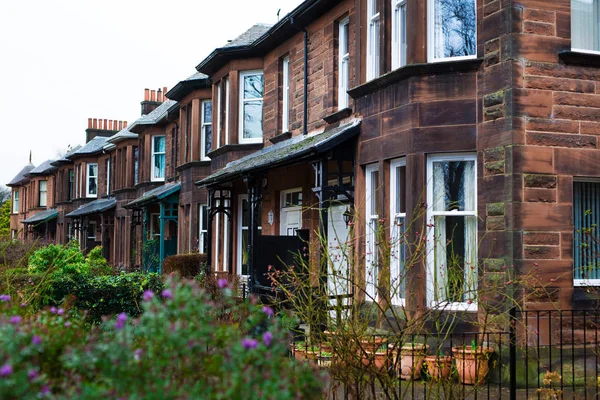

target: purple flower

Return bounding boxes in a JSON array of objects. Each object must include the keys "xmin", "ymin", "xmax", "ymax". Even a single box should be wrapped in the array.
[
  {"xmin": 262, "ymin": 306, "xmax": 274, "ymax": 317},
  {"xmin": 20, "ymin": 303, "xmax": 27, "ymax": 308},
  {"xmin": 115, "ymin": 313, "xmax": 127, "ymax": 330},
  {"xmin": 263, "ymin": 331, "xmax": 273, "ymax": 347},
  {"xmin": 64, "ymin": 322, "xmax": 71, "ymax": 327},
  {"xmin": 217, "ymin": 279, "xmax": 228, "ymax": 289},
  {"xmin": 49, "ymin": 307, "xmax": 57, "ymax": 314},
  {"xmin": 57, "ymin": 308, "xmax": 64, "ymax": 316},
  {"xmin": 0, "ymin": 294, "xmax": 10, "ymax": 302},
  {"xmin": 0, "ymin": 364, "xmax": 12, "ymax": 377},
  {"xmin": 161, "ymin": 289, "xmax": 173, "ymax": 299},
  {"xmin": 242, "ymin": 338, "xmax": 258, "ymax": 350},
  {"xmin": 41, "ymin": 385, "xmax": 50, "ymax": 395},
  {"xmin": 134, "ymin": 348, "xmax": 142, "ymax": 361},
  {"xmin": 27, "ymin": 369, "xmax": 39, "ymax": 381},
  {"xmin": 143, "ymin": 290, "xmax": 154, "ymax": 301},
  {"xmin": 9, "ymin": 315, "xmax": 21, "ymax": 325},
  {"xmin": 32, "ymin": 335, "xmax": 42, "ymax": 346}
]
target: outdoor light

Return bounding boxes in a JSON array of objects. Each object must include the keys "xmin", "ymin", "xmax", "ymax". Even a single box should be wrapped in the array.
[{"xmin": 343, "ymin": 206, "xmax": 352, "ymax": 227}]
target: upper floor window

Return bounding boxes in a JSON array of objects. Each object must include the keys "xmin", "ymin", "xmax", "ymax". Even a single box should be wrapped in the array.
[
  {"xmin": 106, "ymin": 158, "xmax": 111, "ymax": 195},
  {"xmin": 152, "ymin": 136, "xmax": 166, "ymax": 182},
  {"xmin": 428, "ymin": 0, "xmax": 476, "ymax": 62},
  {"xmin": 68, "ymin": 169, "xmax": 74, "ymax": 200},
  {"xmin": 12, "ymin": 190, "xmax": 18, "ymax": 214},
  {"xmin": 216, "ymin": 83, "xmax": 222, "ymax": 148},
  {"xmin": 201, "ymin": 100, "xmax": 212, "ymax": 161},
  {"xmin": 133, "ymin": 147, "xmax": 139, "ymax": 185},
  {"xmin": 572, "ymin": 0, "xmax": 600, "ymax": 53},
  {"xmin": 281, "ymin": 56, "xmax": 290, "ymax": 132},
  {"xmin": 224, "ymin": 78, "xmax": 230, "ymax": 145},
  {"xmin": 184, "ymin": 104, "xmax": 192, "ymax": 163},
  {"xmin": 365, "ymin": 164, "xmax": 379, "ymax": 301},
  {"xmin": 338, "ymin": 17, "xmax": 350, "ymax": 109},
  {"xmin": 366, "ymin": 0, "xmax": 380, "ymax": 80},
  {"xmin": 39, "ymin": 180, "xmax": 47, "ymax": 207},
  {"xmin": 239, "ymin": 70, "xmax": 264, "ymax": 144},
  {"xmin": 392, "ymin": 0, "xmax": 407, "ymax": 69},
  {"xmin": 86, "ymin": 163, "xmax": 98, "ymax": 198}
]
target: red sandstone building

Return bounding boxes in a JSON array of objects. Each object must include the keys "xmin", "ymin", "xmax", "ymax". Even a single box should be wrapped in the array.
[{"xmin": 7, "ymin": 0, "xmax": 600, "ymax": 311}]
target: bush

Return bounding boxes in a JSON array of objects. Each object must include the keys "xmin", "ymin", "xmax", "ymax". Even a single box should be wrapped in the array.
[
  {"xmin": 28, "ymin": 241, "xmax": 87, "ymax": 276},
  {"xmin": 162, "ymin": 253, "xmax": 207, "ymax": 278}
]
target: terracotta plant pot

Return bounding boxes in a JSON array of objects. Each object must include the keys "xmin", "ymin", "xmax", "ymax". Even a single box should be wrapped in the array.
[
  {"xmin": 293, "ymin": 344, "xmax": 319, "ymax": 362},
  {"xmin": 396, "ymin": 344, "xmax": 428, "ymax": 380},
  {"xmin": 425, "ymin": 355, "xmax": 453, "ymax": 381},
  {"xmin": 361, "ymin": 349, "xmax": 389, "ymax": 372},
  {"xmin": 358, "ymin": 336, "xmax": 387, "ymax": 353},
  {"xmin": 452, "ymin": 346, "xmax": 494, "ymax": 385}
]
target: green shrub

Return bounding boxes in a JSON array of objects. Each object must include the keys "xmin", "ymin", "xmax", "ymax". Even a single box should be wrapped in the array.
[
  {"xmin": 28, "ymin": 241, "xmax": 87, "ymax": 276},
  {"xmin": 162, "ymin": 253, "xmax": 207, "ymax": 278}
]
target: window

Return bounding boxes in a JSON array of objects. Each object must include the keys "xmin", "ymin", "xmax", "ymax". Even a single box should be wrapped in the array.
[
  {"xmin": 67, "ymin": 222, "xmax": 73, "ymax": 241},
  {"xmin": 216, "ymin": 83, "xmax": 221, "ymax": 148},
  {"xmin": 392, "ymin": 0, "xmax": 407, "ymax": 69},
  {"xmin": 12, "ymin": 190, "xmax": 18, "ymax": 214},
  {"xmin": 238, "ymin": 195, "xmax": 250, "ymax": 277},
  {"xmin": 184, "ymin": 104, "xmax": 192, "ymax": 163},
  {"xmin": 199, "ymin": 204, "xmax": 208, "ymax": 254},
  {"xmin": 280, "ymin": 189, "xmax": 302, "ymax": 236},
  {"xmin": 224, "ymin": 78, "xmax": 230, "ymax": 145},
  {"xmin": 426, "ymin": 154, "xmax": 477, "ymax": 310},
  {"xmin": 201, "ymin": 100, "xmax": 212, "ymax": 161},
  {"xmin": 365, "ymin": 164, "xmax": 379, "ymax": 301},
  {"xmin": 75, "ymin": 165, "xmax": 81, "ymax": 198},
  {"xmin": 88, "ymin": 221, "xmax": 97, "ymax": 241},
  {"xmin": 106, "ymin": 158, "xmax": 111, "ymax": 195},
  {"xmin": 151, "ymin": 136, "xmax": 166, "ymax": 181},
  {"xmin": 366, "ymin": 0, "xmax": 380, "ymax": 80},
  {"xmin": 239, "ymin": 70, "xmax": 264, "ymax": 143},
  {"xmin": 428, "ymin": 0, "xmax": 476, "ymax": 62},
  {"xmin": 39, "ymin": 180, "xmax": 47, "ymax": 207},
  {"xmin": 390, "ymin": 159, "xmax": 406, "ymax": 305},
  {"xmin": 86, "ymin": 163, "xmax": 98, "ymax": 198},
  {"xmin": 68, "ymin": 169, "xmax": 74, "ymax": 200},
  {"xmin": 573, "ymin": 181, "xmax": 600, "ymax": 285},
  {"xmin": 133, "ymin": 146, "xmax": 139, "ymax": 185},
  {"xmin": 338, "ymin": 17, "xmax": 350, "ymax": 109},
  {"xmin": 572, "ymin": 0, "xmax": 600, "ymax": 53},
  {"xmin": 281, "ymin": 56, "xmax": 290, "ymax": 132}
]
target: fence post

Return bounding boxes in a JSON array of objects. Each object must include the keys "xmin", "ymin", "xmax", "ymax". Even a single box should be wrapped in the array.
[{"xmin": 509, "ymin": 306, "xmax": 517, "ymax": 400}]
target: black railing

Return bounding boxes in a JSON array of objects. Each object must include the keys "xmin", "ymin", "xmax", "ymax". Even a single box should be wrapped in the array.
[{"xmin": 290, "ymin": 308, "xmax": 600, "ymax": 399}]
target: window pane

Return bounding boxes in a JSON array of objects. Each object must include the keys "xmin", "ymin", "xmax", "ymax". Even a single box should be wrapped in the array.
[
  {"xmin": 88, "ymin": 164, "xmax": 97, "ymax": 177},
  {"xmin": 88, "ymin": 177, "xmax": 97, "ymax": 195},
  {"xmin": 432, "ymin": 160, "xmax": 475, "ymax": 212},
  {"xmin": 204, "ymin": 125, "xmax": 212, "ymax": 155},
  {"xmin": 243, "ymin": 100, "xmax": 263, "ymax": 138},
  {"xmin": 391, "ymin": 215, "xmax": 406, "ymax": 300},
  {"xmin": 154, "ymin": 154, "xmax": 165, "ymax": 179},
  {"xmin": 241, "ymin": 229, "xmax": 249, "ymax": 276},
  {"xmin": 572, "ymin": 0, "xmax": 600, "ymax": 51},
  {"xmin": 242, "ymin": 198, "xmax": 249, "ymax": 227},
  {"xmin": 204, "ymin": 101, "xmax": 212, "ymax": 123},
  {"xmin": 433, "ymin": 0, "xmax": 476, "ymax": 58},
  {"xmin": 244, "ymin": 75, "xmax": 264, "ymax": 99},
  {"xmin": 396, "ymin": 166, "xmax": 406, "ymax": 214},
  {"xmin": 574, "ymin": 181, "xmax": 600, "ymax": 280},
  {"xmin": 154, "ymin": 136, "xmax": 165, "ymax": 153},
  {"xmin": 133, "ymin": 147, "xmax": 139, "ymax": 185},
  {"xmin": 369, "ymin": 170, "xmax": 378, "ymax": 215}
]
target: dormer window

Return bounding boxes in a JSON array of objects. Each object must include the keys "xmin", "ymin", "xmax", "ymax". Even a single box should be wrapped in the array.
[
  {"xmin": 572, "ymin": 0, "xmax": 600, "ymax": 53},
  {"xmin": 428, "ymin": 0, "xmax": 476, "ymax": 62},
  {"xmin": 239, "ymin": 70, "xmax": 264, "ymax": 144},
  {"xmin": 152, "ymin": 135, "xmax": 166, "ymax": 182},
  {"xmin": 39, "ymin": 180, "xmax": 47, "ymax": 207},
  {"xmin": 86, "ymin": 163, "xmax": 98, "ymax": 198}
]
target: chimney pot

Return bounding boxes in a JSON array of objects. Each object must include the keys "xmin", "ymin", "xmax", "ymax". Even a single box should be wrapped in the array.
[
  {"xmin": 144, "ymin": 89, "xmax": 150, "ymax": 101},
  {"xmin": 163, "ymin": 86, "xmax": 168, "ymax": 97},
  {"xmin": 109, "ymin": 120, "xmax": 113, "ymax": 130},
  {"xmin": 88, "ymin": 118, "xmax": 92, "ymax": 129},
  {"xmin": 151, "ymin": 90, "xmax": 156, "ymax": 102},
  {"xmin": 103, "ymin": 119, "xmax": 107, "ymax": 130},
  {"xmin": 124, "ymin": 121, "xmax": 128, "ymax": 127},
  {"xmin": 93, "ymin": 118, "xmax": 98, "ymax": 129},
  {"xmin": 158, "ymin": 88, "xmax": 162, "ymax": 102}
]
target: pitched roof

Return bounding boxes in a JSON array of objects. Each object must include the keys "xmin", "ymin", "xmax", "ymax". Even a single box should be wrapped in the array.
[
  {"xmin": 51, "ymin": 145, "xmax": 82, "ymax": 166},
  {"xmin": 106, "ymin": 126, "xmax": 138, "ymax": 144},
  {"xmin": 166, "ymin": 72, "xmax": 211, "ymax": 102},
  {"xmin": 224, "ymin": 23, "xmax": 272, "ymax": 48},
  {"xmin": 66, "ymin": 198, "xmax": 116, "ymax": 218},
  {"xmin": 129, "ymin": 100, "xmax": 178, "ymax": 133},
  {"xmin": 28, "ymin": 159, "xmax": 56, "ymax": 175},
  {"xmin": 125, "ymin": 182, "xmax": 181, "ymax": 209},
  {"xmin": 67, "ymin": 137, "xmax": 108, "ymax": 159},
  {"xmin": 7, "ymin": 164, "xmax": 35, "ymax": 186},
  {"xmin": 197, "ymin": 118, "xmax": 361, "ymax": 187},
  {"xmin": 22, "ymin": 209, "xmax": 59, "ymax": 225}
]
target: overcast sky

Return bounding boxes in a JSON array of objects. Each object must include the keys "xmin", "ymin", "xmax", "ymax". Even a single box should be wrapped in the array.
[{"xmin": 0, "ymin": 0, "xmax": 303, "ymax": 188}]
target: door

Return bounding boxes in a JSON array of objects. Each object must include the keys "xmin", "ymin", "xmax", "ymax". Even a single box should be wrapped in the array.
[
  {"xmin": 280, "ymin": 189, "xmax": 303, "ymax": 236},
  {"xmin": 327, "ymin": 204, "xmax": 352, "ymax": 321}
]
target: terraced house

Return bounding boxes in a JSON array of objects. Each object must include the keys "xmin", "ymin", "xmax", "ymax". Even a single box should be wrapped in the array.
[{"xmin": 7, "ymin": 0, "xmax": 600, "ymax": 312}]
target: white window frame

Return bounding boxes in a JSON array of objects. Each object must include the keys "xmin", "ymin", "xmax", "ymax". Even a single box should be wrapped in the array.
[
  {"xmin": 390, "ymin": 158, "xmax": 406, "ymax": 306},
  {"xmin": 87, "ymin": 221, "xmax": 97, "ymax": 241},
  {"xmin": 280, "ymin": 188, "xmax": 303, "ymax": 236},
  {"xmin": 282, "ymin": 56, "xmax": 290, "ymax": 132},
  {"xmin": 426, "ymin": 153, "xmax": 478, "ymax": 312},
  {"xmin": 106, "ymin": 158, "xmax": 111, "ymax": 195},
  {"xmin": 238, "ymin": 70, "xmax": 264, "ymax": 144},
  {"xmin": 216, "ymin": 83, "xmax": 222, "ymax": 149},
  {"xmin": 573, "ymin": 178, "xmax": 600, "ymax": 286},
  {"xmin": 427, "ymin": 0, "xmax": 477, "ymax": 63},
  {"xmin": 12, "ymin": 190, "xmax": 18, "ymax": 214},
  {"xmin": 338, "ymin": 17, "xmax": 350, "ymax": 109},
  {"xmin": 365, "ymin": 163, "xmax": 379, "ymax": 301},
  {"xmin": 391, "ymin": 0, "xmax": 407, "ymax": 69},
  {"xmin": 86, "ymin": 163, "xmax": 98, "ymax": 198},
  {"xmin": 237, "ymin": 194, "xmax": 249, "ymax": 278},
  {"xmin": 199, "ymin": 204, "xmax": 208, "ymax": 254},
  {"xmin": 571, "ymin": 0, "xmax": 600, "ymax": 55},
  {"xmin": 224, "ymin": 78, "xmax": 230, "ymax": 145},
  {"xmin": 39, "ymin": 180, "xmax": 47, "ymax": 207},
  {"xmin": 366, "ymin": 0, "xmax": 380, "ymax": 80},
  {"xmin": 201, "ymin": 100, "xmax": 212, "ymax": 161},
  {"xmin": 151, "ymin": 135, "xmax": 166, "ymax": 182}
]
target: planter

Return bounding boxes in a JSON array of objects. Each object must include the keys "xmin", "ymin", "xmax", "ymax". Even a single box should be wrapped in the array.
[
  {"xmin": 293, "ymin": 344, "xmax": 320, "ymax": 362},
  {"xmin": 395, "ymin": 344, "xmax": 428, "ymax": 380},
  {"xmin": 358, "ymin": 336, "xmax": 387, "ymax": 353},
  {"xmin": 319, "ymin": 352, "xmax": 333, "ymax": 368},
  {"xmin": 425, "ymin": 356, "xmax": 453, "ymax": 381},
  {"xmin": 452, "ymin": 347, "xmax": 494, "ymax": 385},
  {"xmin": 361, "ymin": 349, "xmax": 389, "ymax": 372}
]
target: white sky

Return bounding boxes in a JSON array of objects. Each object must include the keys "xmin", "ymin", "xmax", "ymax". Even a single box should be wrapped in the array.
[{"xmin": 0, "ymin": 0, "xmax": 303, "ymax": 188}]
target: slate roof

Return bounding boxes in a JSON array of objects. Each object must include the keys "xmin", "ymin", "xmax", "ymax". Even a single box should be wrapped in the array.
[
  {"xmin": 134, "ymin": 100, "xmax": 177, "ymax": 126},
  {"xmin": 197, "ymin": 118, "xmax": 362, "ymax": 187},
  {"xmin": 28, "ymin": 159, "xmax": 56, "ymax": 175},
  {"xmin": 125, "ymin": 182, "xmax": 181, "ymax": 209},
  {"xmin": 106, "ymin": 126, "xmax": 138, "ymax": 144},
  {"xmin": 22, "ymin": 209, "xmax": 59, "ymax": 225},
  {"xmin": 7, "ymin": 164, "xmax": 35, "ymax": 186},
  {"xmin": 51, "ymin": 145, "xmax": 82, "ymax": 166},
  {"xmin": 66, "ymin": 198, "xmax": 116, "ymax": 218},
  {"xmin": 166, "ymin": 72, "xmax": 211, "ymax": 101},
  {"xmin": 224, "ymin": 23, "xmax": 272, "ymax": 48},
  {"xmin": 66, "ymin": 137, "xmax": 108, "ymax": 159}
]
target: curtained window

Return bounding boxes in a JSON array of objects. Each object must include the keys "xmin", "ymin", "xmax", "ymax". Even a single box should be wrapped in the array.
[{"xmin": 572, "ymin": 0, "xmax": 600, "ymax": 53}]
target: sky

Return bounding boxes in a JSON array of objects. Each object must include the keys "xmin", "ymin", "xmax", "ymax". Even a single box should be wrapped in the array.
[{"xmin": 0, "ymin": 0, "xmax": 303, "ymax": 188}]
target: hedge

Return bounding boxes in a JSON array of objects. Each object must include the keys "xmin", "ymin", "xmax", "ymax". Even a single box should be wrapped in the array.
[{"xmin": 162, "ymin": 253, "xmax": 207, "ymax": 278}]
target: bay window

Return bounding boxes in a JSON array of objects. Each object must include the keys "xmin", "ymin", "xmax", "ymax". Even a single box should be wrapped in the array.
[
  {"xmin": 366, "ymin": 0, "xmax": 380, "ymax": 80},
  {"xmin": 239, "ymin": 70, "xmax": 264, "ymax": 143},
  {"xmin": 39, "ymin": 180, "xmax": 47, "ymax": 207},
  {"xmin": 86, "ymin": 163, "xmax": 98, "ymax": 198},
  {"xmin": 365, "ymin": 164, "xmax": 379, "ymax": 301},
  {"xmin": 392, "ymin": 0, "xmax": 407, "ymax": 69},
  {"xmin": 338, "ymin": 17, "xmax": 350, "ymax": 109},
  {"xmin": 426, "ymin": 154, "xmax": 477, "ymax": 310},
  {"xmin": 571, "ymin": 0, "xmax": 600, "ymax": 53},
  {"xmin": 282, "ymin": 56, "xmax": 290, "ymax": 132},
  {"xmin": 68, "ymin": 169, "xmax": 74, "ymax": 200},
  {"xmin": 428, "ymin": 0, "xmax": 476, "ymax": 62},
  {"xmin": 12, "ymin": 190, "xmax": 18, "ymax": 214},
  {"xmin": 390, "ymin": 159, "xmax": 406, "ymax": 306},
  {"xmin": 216, "ymin": 83, "xmax": 222, "ymax": 148},
  {"xmin": 224, "ymin": 78, "xmax": 230, "ymax": 145},
  {"xmin": 201, "ymin": 100, "xmax": 212, "ymax": 161},
  {"xmin": 151, "ymin": 136, "xmax": 166, "ymax": 181}
]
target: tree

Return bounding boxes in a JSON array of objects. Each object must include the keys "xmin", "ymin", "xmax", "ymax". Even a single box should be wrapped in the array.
[
  {"xmin": 0, "ymin": 186, "xmax": 10, "ymax": 205},
  {"xmin": 0, "ymin": 200, "xmax": 10, "ymax": 236}
]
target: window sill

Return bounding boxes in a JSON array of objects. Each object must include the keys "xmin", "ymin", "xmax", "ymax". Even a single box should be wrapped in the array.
[
  {"xmin": 574, "ymin": 279, "xmax": 600, "ymax": 287},
  {"xmin": 176, "ymin": 161, "xmax": 211, "ymax": 171},
  {"xmin": 206, "ymin": 143, "xmax": 263, "ymax": 158},
  {"xmin": 323, "ymin": 107, "xmax": 352, "ymax": 124},
  {"xmin": 559, "ymin": 50, "xmax": 600, "ymax": 68},
  {"xmin": 348, "ymin": 58, "xmax": 483, "ymax": 99},
  {"xmin": 269, "ymin": 131, "xmax": 292, "ymax": 144}
]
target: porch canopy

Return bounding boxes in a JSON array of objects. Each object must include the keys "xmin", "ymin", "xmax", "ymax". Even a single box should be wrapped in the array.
[
  {"xmin": 66, "ymin": 198, "xmax": 117, "ymax": 218},
  {"xmin": 124, "ymin": 182, "xmax": 181, "ymax": 210},
  {"xmin": 22, "ymin": 209, "xmax": 58, "ymax": 225}
]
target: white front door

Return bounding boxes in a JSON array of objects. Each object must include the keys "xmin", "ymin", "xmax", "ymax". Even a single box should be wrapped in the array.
[
  {"xmin": 327, "ymin": 204, "xmax": 351, "ymax": 321},
  {"xmin": 280, "ymin": 189, "xmax": 303, "ymax": 236}
]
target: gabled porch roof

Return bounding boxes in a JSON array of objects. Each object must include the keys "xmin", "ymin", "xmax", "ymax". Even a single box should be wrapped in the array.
[
  {"xmin": 22, "ymin": 209, "xmax": 59, "ymax": 225},
  {"xmin": 124, "ymin": 182, "xmax": 181, "ymax": 209},
  {"xmin": 66, "ymin": 198, "xmax": 116, "ymax": 218},
  {"xmin": 196, "ymin": 118, "xmax": 361, "ymax": 187}
]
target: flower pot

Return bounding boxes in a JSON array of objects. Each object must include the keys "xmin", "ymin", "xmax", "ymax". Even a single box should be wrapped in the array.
[
  {"xmin": 396, "ymin": 344, "xmax": 428, "ymax": 380},
  {"xmin": 293, "ymin": 344, "xmax": 319, "ymax": 363},
  {"xmin": 319, "ymin": 353, "xmax": 333, "ymax": 368},
  {"xmin": 425, "ymin": 356, "xmax": 453, "ymax": 381},
  {"xmin": 362, "ymin": 349, "xmax": 389, "ymax": 372},
  {"xmin": 452, "ymin": 347, "xmax": 494, "ymax": 385},
  {"xmin": 358, "ymin": 336, "xmax": 387, "ymax": 353}
]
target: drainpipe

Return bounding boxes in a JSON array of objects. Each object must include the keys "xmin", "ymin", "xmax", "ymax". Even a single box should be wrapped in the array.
[{"xmin": 291, "ymin": 17, "xmax": 309, "ymax": 135}]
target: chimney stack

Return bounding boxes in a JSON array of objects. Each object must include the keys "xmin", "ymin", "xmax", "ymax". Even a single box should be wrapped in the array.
[
  {"xmin": 140, "ymin": 86, "xmax": 168, "ymax": 115},
  {"xmin": 85, "ymin": 117, "xmax": 126, "ymax": 143}
]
